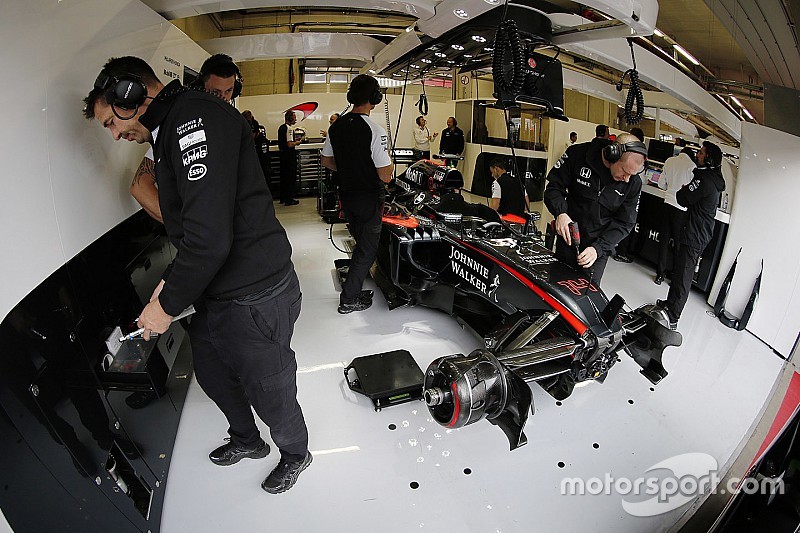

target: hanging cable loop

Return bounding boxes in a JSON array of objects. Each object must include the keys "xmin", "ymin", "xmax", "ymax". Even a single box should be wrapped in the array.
[{"xmin": 617, "ymin": 39, "xmax": 645, "ymax": 124}]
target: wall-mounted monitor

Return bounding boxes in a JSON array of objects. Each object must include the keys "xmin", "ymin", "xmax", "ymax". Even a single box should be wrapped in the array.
[{"xmin": 647, "ymin": 139, "xmax": 676, "ymax": 163}]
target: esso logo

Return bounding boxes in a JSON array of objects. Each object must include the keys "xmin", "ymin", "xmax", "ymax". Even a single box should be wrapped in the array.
[{"xmin": 187, "ymin": 163, "xmax": 207, "ymax": 181}]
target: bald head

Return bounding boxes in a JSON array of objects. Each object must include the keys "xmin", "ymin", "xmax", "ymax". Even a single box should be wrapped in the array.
[{"xmin": 606, "ymin": 133, "xmax": 646, "ymax": 183}]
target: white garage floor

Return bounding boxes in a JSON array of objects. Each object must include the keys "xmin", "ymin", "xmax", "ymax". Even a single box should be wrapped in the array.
[{"xmin": 161, "ymin": 199, "xmax": 784, "ymax": 533}]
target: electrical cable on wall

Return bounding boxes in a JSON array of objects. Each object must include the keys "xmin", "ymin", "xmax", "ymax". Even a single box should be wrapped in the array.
[
  {"xmin": 384, "ymin": 99, "xmax": 393, "ymax": 150},
  {"xmin": 391, "ymin": 60, "xmax": 412, "ymax": 179},
  {"xmin": 617, "ymin": 39, "xmax": 645, "ymax": 124}
]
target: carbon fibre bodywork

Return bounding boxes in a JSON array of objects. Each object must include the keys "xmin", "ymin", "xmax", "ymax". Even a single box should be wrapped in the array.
[{"xmin": 371, "ymin": 160, "xmax": 681, "ymax": 449}]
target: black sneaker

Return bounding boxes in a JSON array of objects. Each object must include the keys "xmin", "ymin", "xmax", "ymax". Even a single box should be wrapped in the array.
[
  {"xmin": 209, "ymin": 439, "xmax": 270, "ymax": 466},
  {"xmin": 284, "ymin": 199, "xmax": 300, "ymax": 206},
  {"xmin": 654, "ymin": 274, "xmax": 665, "ymax": 285},
  {"xmin": 338, "ymin": 298, "xmax": 372, "ymax": 314},
  {"xmin": 358, "ymin": 290, "xmax": 374, "ymax": 303},
  {"xmin": 261, "ymin": 452, "xmax": 313, "ymax": 494},
  {"xmin": 653, "ymin": 300, "xmax": 679, "ymax": 330},
  {"xmin": 613, "ymin": 254, "xmax": 633, "ymax": 263}
]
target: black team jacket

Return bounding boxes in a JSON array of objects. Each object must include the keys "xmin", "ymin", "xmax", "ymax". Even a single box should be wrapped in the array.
[
  {"xmin": 544, "ymin": 138, "xmax": 642, "ymax": 257},
  {"xmin": 677, "ymin": 165, "xmax": 725, "ymax": 250},
  {"xmin": 139, "ymin": 81, "xmax": 293, "ymax": 315}
]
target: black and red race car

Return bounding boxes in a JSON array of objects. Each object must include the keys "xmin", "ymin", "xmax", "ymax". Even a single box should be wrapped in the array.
[{"xmin": 372, "ymin": 159, "xmax": 682, "ymax": 450}]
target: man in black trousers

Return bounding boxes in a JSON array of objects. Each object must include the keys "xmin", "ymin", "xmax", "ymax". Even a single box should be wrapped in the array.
[
  {"xmin": 657, "ymin": 141, "xmax": 725, "ymax": 329},
  {"xmin": 278, "ymin": 110, "xmax": 302, "ymax": 206},
  {"xmin": 321, "ymin": 74, "xmax": 393, "ymax": 314},
  {"xmin": 84, "ymin": 56, "xmax": 311, "ymax": 493}
]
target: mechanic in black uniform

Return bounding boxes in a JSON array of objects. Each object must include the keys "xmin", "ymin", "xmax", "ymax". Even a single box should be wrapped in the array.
[
  {"xmin": 656, "ymin": 141, "xmax": 725, "ymax": 329},
  {"xmin": 321, "ymin": 74, "xmax": 394, "ymax": 314},
  {"xmin": 83, "ymin": 57, "xmax": 311, "ymax": 494},
  {"xmin": 278, "ymin": 110, "xmax": 302, "ymax": 206},
  {"xmin": 488, "ymin": 157, "xmax": 528, "ymax": 218},
  {"xmin": 243, "ymin": 110, "xmax": 271, "ymax": 189},
  {"xmin": 544, "ymin": 132, "xmax": 645, "ymax": 283},
  {"xmin": 612, "ymin": 126, "xmax": 646, "ymax": 264},
  {"xmin": 439, "ymin": 116, "xmax": 464, "ymax": 166}
]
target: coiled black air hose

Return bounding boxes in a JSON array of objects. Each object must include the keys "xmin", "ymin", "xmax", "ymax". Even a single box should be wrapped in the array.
[
  {"xmin": 617, "ymin": 39, "xmax": 645, "ymax": 124},
  {"xmin": 416, "ymin": 92, "xmax": 428, "ymax": 116},
  {"xmin": 492, "ymin": 19, "xmax": 527, "ymax": 98}
]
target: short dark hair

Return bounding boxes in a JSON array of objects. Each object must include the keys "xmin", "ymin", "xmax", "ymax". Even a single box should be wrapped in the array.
[
  {"xmin": 200, "ymin": 54, "xmax": 240, "ymax": 83},
  {"xmin": 702, "ymin": 141, "xmax": 723, "ymax": 167},
  {"xmin": 416, "ymin": 115, "xmax": 425, "ymax": 126},
  {"xmin": 629, "ymin": 127, "xmax": 645, "ymax": 142},
  {"xmin": 595, "ymin": 124, "xmax": 608, "ymax": 137},
  {"xmin": 448, "ymin": 116, "xmax": 457, "ymax": 127},
  {"xmin": 285, "ymin": 110, "xmax": 295, "ymax": 121},
  {"xmin": 347, "ymin": 74, "xmax": 379, "ymax": 106},
  {"xmin": 570, "ymin": 131, "xmax": 577, "ymax": 137},
  {"xmin": 489, "ymin": 157, "xmax": 507, "ymax": 171},
  {"xmin": 83, "ymin": 56, "xmax": 159, "ymax": 120},
  {"xmin": 680, "ymin": 146, "xmax": 694, "ymax": 158}
]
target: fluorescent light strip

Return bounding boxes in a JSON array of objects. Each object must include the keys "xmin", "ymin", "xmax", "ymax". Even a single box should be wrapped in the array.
[
  {"xmin": 653, "ymin": 28, "xmax": 664, "ymax": 37},
  {"xmin": 730, "ymin": 95, "xmax": 744, "ymax": 108},
  {"xmin": 742, "ymin": 107, "xmax": 754, "ymax": 120},
  {"xmin": 673, "ymin": 44, "xmax": 700, "ymax": 66}
]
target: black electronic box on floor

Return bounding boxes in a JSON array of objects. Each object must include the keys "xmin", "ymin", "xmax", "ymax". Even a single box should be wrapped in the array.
[{"xmin": 344, "ymin": 350, "xmax": 425, "ymax": 410}]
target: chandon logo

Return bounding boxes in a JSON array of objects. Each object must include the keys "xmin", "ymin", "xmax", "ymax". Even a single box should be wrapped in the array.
[{"xmin": 287, "ymin": 102, "xmax": 319, "ymax": 121}]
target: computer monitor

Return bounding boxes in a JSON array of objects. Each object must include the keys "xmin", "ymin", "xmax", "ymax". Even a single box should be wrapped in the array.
[{"xmin": 647, "ymin": 139, "xmax": 675, "ymax": 163}]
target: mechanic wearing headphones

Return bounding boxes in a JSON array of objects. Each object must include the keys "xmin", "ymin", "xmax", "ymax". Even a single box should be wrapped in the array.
[
  {"xmin": 544, "ymin": 132, "xmax": 645, "ymax": 283},
  {"xmin": 439, "ymin": 116, "xmax": 464, "ymax": 166},
  {"xmin": 129, "ymin": 53, "xmax": 242, "ymax": 222},
  {"xmin": 656, "ymin": 141, "xmax": 725, "ymax": 329},
  {"xmin": 84, "ymin": 56, "xmax": 311, "ymax": 494},
  {"xmin": 321, "ymin": 74, "xmax": 393, "ymax": 314}
]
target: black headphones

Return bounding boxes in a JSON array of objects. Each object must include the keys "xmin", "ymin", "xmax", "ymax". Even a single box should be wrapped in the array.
[
  {"xmin": 198, "ymin": 54, "xmax": 243, "ymax": 99},
  {"xmin": 603, "ymin": 140, "xmax": 648, "ymax": 163},
  {"xmin": 94, "ymin": 70, "xmax": 148, "ymax": 113},
  {"xmin": 347, "ymin": 77, "xmax": 383, "ymax": 106}
]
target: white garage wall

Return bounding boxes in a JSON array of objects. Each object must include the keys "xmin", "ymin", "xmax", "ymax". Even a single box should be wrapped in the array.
[
  {"xmin": 0, "ymin": 0, "xmax": 208, "ymax": 321},
  {"xmin": 237, "ymin": 93, "xmax": 453, "ymax": 152},
  {"xmin": 708, "ymin": 122, "xmax": 800, "ymax": 356}
]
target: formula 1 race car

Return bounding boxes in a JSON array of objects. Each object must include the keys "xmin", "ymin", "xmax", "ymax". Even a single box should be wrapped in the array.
[{"xmin": 372, "ymin": 159, "xmax": 682, "ymax": 450}]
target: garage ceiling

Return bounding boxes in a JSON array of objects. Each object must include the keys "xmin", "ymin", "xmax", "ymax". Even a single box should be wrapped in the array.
[{"xmin": 144, "ymin": 0, "xmax": 799, "ymax": 131}]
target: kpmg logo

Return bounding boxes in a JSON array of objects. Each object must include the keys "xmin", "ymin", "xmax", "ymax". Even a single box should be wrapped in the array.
[{"xmin": 182, "ymin": 144, "xmax": 207, "ymax": 166}]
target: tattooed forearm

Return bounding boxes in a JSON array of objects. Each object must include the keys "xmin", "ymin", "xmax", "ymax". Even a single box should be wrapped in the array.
[{"xmin": 132, "ymin": 157, "xmax": 156, "ymax": 186}]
